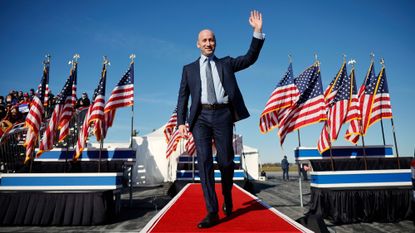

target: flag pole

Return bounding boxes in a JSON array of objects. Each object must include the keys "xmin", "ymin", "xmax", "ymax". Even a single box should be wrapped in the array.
[
  {"xmin": 348, "ymin": 59, "xmax": 368, "ymax": 170},
  {"xmin": 315, "ymin": 53, "xmax": 335, "ymax": 171},
  {"xmin": 369, "ymin": 53, "xmax": 387, "ymax": 146},
  {"xmin": 380, "ymin": 118, "xmax": 386, "ymax": 145},
  {"xmin": 288, "ymin": 54, "xmax": 304, "ymax": 207},
  {"xmin": 98, "ymin": 56, "xmax": 110, "ymax": 173},
  {"xmin": 129, "ymin": 54, "xmax": 136, "ymax": 149},
  {"xmin": 44, "ymin": 54, "xmax": 51, "ymax": 119},
  {"xmin": 98, "ymin": 56, "xmax": 110, "ymax": 172},
  {"xmin": 326, "ymin": 126, "xmax": 335, "ymax": 171},
  {"xmin": 68, "ymin": 54, "xmax": 79, "ymax": 171},
  {"xmin": 380, "ymin": 58, "xmax": 400, "ymax": 168},
  {"xmin": 65, "ymin": 57, "xmax": 74, "ymax": 173},
  {"xmin": 288, "ymin": 54, "xmax": 302, "ymax": 149},
  {"xmin": 129, "ymin": 55, "xmax": 135, "ymax": 148},
  {"xmin": 360, "ymin": 135, "xmax": 368, "ymax": 170}
]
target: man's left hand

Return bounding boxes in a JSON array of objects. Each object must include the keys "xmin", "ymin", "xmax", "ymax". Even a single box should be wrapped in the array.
[{"xmin": 249, "ymin": 10, "xmax": 263, "ymax": 33}]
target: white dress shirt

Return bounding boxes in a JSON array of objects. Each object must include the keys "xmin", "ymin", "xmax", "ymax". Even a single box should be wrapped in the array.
[{"xmin": 199, "ymin": 32, "xmax": 264, "ymax": 104}]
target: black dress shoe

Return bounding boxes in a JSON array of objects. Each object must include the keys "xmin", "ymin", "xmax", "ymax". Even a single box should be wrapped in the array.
[
  {"xmin": 197, "ymin": 213, "xmax": 219, "ymax": 228},
  {"xmin": 222, "ymin": 202, "xmax": 233, "ymax": 217}
]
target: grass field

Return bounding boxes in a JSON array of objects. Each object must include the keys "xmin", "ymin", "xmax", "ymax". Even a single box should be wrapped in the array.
[{"xmin": 261, "ymin": 164, "xmax": 299, "ymax": 172}]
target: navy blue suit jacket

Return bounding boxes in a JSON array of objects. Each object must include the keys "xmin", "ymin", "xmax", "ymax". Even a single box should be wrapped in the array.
[{"xmin": 177, "ymin": 37, "xmax": 264, "ymax": 131}]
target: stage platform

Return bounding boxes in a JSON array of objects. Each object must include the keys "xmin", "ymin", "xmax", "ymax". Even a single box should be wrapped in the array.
[
  {"xmin": 0, "ymin": 178, "xmax": 413, "ymax": 232},
  {"xmin": 307, "ymin": 157, "xmax": 413, "ymax": 224},
  {"xmin": 0, "ymin": 148, "xmax": 136, "ymax": 226},
  {"xmin": 294, "ymin": 145, "xmax": 394, "ymax": 161},
  {"xmin": 141, "ymin": 183, "xmax": 312, "ymax": 232}
]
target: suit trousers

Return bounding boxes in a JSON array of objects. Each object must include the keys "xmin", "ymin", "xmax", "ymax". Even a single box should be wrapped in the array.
[{"xmin": 192, "ymin": 107, "xmax": 235, "ymax": 213}]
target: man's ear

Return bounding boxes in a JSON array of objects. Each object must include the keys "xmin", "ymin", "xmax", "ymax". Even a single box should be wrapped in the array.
[{"xmin": 196, "ymin": 41, "xmax": 201, "ymax": 49}]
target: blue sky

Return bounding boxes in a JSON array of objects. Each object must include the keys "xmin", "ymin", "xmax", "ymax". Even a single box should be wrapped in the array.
[{"xmin": 1, "ymin": 1, "xmax": 414, "ymax": 163}]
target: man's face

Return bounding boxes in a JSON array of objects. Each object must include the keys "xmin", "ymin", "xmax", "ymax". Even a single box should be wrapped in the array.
[{"xmin": 197, "ymin": 30, "xmax": 216, "ymax": 56}]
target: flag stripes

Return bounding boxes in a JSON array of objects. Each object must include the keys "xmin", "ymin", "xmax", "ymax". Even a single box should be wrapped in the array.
[
  {"xmin": 24, "ymin": 60, "xmax": 49, "ymax": 163},
  {"xmin": 37, "ymin": 104, "xmax": 61, "ymax": 156},
  {"xmin": 24, "ymin": 96, "xmax": 44, "ymax": 163},
  {"xmin": 259, "ymin": 63, "xmax": 299, "ymax": 133},
  {"xmin": 58, "ymin": 65, "xmax": 77, "ymax": 142},
  {"xmin": 317, "ymin": 63, "xmax": 350, "ymax": 153},
  {"xmin": 278, "ymin": 96, "xmax": 327, "ymax": 144}
]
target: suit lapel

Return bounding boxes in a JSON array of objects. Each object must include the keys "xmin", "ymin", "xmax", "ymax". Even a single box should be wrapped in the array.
[{"xmin": 191, "ymin": 59, "xmax": 201, "ymax": 96}]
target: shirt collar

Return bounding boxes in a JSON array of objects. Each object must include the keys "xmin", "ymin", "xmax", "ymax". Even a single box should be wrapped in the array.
[{"xmin": 199, "ymin": 54, "xmax": 215, "ymax": 65}]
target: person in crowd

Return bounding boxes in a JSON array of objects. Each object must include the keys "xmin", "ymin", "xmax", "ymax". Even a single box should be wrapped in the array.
[
  {"xmin": 281, "ymin": 155, "xmax": 290, "ymax": 181},
  {"xmin": 0, "ymin": 119, "xmax": 13, "ymax": 138},
  {"xmin": 19, "ymin": 93, "xmax": 30, "ymax": 104},
  {"xmin": 44, "ymin": 91, "xmax": 55, "ymax": 118},
  {"xmin": 5, "ymin": 105, "xmax": 23, "ymax": 124},
  {"xmin": 0, "ymin": 96, "xmax": 5, "ymax": 108},
  {"xmin": 29, "ymin": 88, "xmax": 36, "ymax": 100},
  {"xmin": 0, "ymin": 104, "xmax": 6, "ymax": 120},
  {"xmin": 18, "ymin": 93, "xmax": 31, "ymax": 117},
  {"xmin": 301, "ymin": 163, "xmax": 309, "ymax": 181},
  {"xmin": 6, "ymin": 94, "xmax": 17, "ymax": 106},
  {"xmin": 17, "ymin": 91, "xmax": 24, "ymax": 102},
  {"xmin": 76, "ymin": 92, "xmax": 91, "ymax": 109},
  {"xmin": 11, "ymin": 90, "xmax": 18, "ymax": 104}
]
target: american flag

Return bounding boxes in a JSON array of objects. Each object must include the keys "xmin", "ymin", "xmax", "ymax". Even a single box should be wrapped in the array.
[
  {"xmin": 74, "ymin": 64, "xmax": 110, "ymax": 160},
  {"xmin": 185, "ymin": 132, "xmax": 196, "ymax": 156},
  {"xmin": 24, "ymin": 61, "xmax": 49, "ymax": 163},
  {"xmin": 358, "ymin": 62, "xmax": 393, "ymax": 135},
  {"xmin": 259, "ymin": 63, "xmax": 300, "ymax": 133},
  {"xmin": 103, "ymin": 62, "xmax": 134, "ymax": 134},
  {"xmin": 89, "ymin": 64, "xmax": 107, "ymax": 142},
  {"xmin": 164, "ymin": 108, "xmax": 178, "ymax": 142},
  {"xmin": 166, "ymin": 128, "xmax": 184, "ymax": 158},
  {"xmin": 75, "ymin": 103, "xmax": 92, "ymax": 160},
  {"xmin": 104, "ymin": 62, "xmax": 134, "ymax": 112},
  {"xmin": 37, "ymin": 67, "xmax": 76, "ymax": 157},
  {"xmin": 318, "ymin": 63, "xmax": 350, "ymax": 153},
  {"xmin": 278, "ymin": 62, "xmax": 327, "ymax": 144},
  {"xmin": 365, "ymin": 66, "xmax": 393, "ymax": 132},
  {"xmin": 165, "ymin": 124, "xmax": 195, "ymax": 158},
  {"xmin": 164, "ymin": 109, "xmax": 196, "ymax": 157},
  {"xmin": 58, "ymin": 63, "xmax": 77, "ymax": 142},
  {"xmin": 37, "ymin": 104, "xmax": 61, "ymax": 156},
  {"xmin": 344, "ymin": 68, "xmax": 362, "ymax": 144}
]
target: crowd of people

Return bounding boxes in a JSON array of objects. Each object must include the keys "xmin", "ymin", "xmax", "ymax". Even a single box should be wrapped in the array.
[{"xmin": 0, "ymin": 89, "xmax": 91, "ymax": 136}]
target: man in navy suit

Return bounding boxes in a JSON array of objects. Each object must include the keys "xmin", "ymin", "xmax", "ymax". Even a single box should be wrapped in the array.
[{"xmin": 176, "ymin": 10, "xmax": 264, "ymax": 228}]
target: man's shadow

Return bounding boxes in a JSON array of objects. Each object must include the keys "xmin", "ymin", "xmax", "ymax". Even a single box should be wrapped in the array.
[{"xmin": 218, "ymin": 199, "xmax": 266, "ymax": 224}]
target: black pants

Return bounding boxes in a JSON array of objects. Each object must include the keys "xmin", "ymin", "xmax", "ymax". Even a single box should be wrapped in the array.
[
  {"xmin": 192, "ymin": 108, "xmax": 234, "ymax": 213},
  {"xmin": 282, "ymin": 168, "xmax": 289, "ymax": 180}
]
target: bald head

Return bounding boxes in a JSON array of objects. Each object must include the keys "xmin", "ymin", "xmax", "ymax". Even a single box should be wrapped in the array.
[{"xmin": 197, "ymin": 29, "xmax": 216, "ymax": 56}]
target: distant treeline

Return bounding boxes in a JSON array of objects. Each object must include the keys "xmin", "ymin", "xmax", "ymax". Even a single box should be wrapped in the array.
[{"xmin": 261, "ymin": 163, "xmax": 297, "ymax": 172}]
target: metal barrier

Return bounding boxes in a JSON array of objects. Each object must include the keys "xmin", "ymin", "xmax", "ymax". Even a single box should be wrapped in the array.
[
  {"xmin": 0, "ymin": 123, "xmax": 27, "ymax": 172},
  {"xmin": 0, "ymin": 108, "xmax": 87, "ymax": 173}
]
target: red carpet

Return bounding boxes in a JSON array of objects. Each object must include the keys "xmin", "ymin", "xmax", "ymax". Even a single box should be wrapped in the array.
[{"xmin": 142, "ymin": 183, "xmax": 311, "ymax": 232}]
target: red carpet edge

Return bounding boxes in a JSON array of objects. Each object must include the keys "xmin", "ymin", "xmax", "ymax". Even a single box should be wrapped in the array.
[{"xmin": 140, "ymin": 183, "xmax": 313, "ymax": 233}]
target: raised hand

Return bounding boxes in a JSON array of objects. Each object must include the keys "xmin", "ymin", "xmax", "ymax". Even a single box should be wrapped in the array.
[{"xmin": 249, "ymin": 10, "xmax": 263, "ymax": 33}]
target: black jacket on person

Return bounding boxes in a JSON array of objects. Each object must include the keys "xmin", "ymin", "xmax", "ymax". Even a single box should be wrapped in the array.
[
  {"xmin": 281, "ymin": 158, "xmax": 289, "ymax": 170},
  {"xmin": 177, "ymin": 37, "xmax": 264, "ymax": 131}
]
